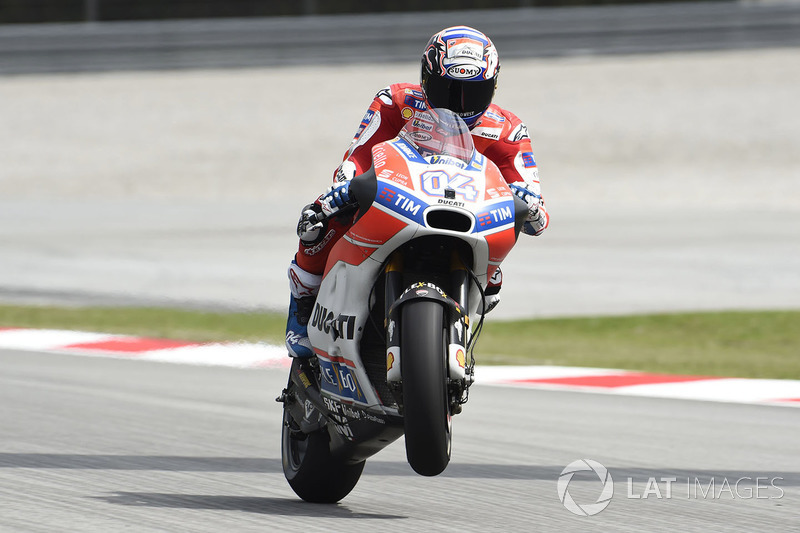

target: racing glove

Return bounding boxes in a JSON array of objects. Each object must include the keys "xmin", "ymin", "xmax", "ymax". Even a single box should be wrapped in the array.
[
  {"xmin": 296, "ymin": 204, "xmax": 324, "ymax": 244},
  {"xmin": 509, "ymin": 182, "xmax": 541, "ymax": 216},
  {"xmin": 297, "ymin": 161, "xmax": 358, "ymax": 243},
  {"xmin": 509, "ymin": 181, "xmax": 545, "ymax": 236},
  {"xmin": 320, "ymin": 181, "xmax": 353, "ymax": 217}
]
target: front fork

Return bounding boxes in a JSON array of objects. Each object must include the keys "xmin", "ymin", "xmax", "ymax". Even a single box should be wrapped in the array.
[
  {"xmin": 447, "ymin": 250, "xmax": 470, "ymax": 382},
  {"xmin": 385, "ymin": 253, "xmax": 403, "ymax": 383},
  {"xmin": 384, "ymin": 251, "xmax": 473, "ymax": 409}
]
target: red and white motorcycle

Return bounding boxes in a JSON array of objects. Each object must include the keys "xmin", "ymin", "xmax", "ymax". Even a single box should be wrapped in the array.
[{"xmin": 279, "ymin": 109, "xmax": 527, "ymax": 502}]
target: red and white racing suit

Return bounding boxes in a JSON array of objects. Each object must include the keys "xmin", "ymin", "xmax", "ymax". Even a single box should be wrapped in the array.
[{"xmin": 294, "ymin": 82, "xmax": 550, "ymax": 290}]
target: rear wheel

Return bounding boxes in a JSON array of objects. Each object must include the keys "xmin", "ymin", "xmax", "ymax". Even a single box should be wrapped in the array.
[
  {"xmin": 281, "ymin": 393, "xmax": 365, "ymax": 503},
  {"xmin": 401, "ymin": 299, "xmax": 452, "ymax": 476}
]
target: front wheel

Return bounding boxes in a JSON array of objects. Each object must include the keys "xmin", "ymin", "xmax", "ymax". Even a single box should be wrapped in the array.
[
  {"xmin": 281, "ymin": 395, "xmax": 365, "ymax": 503},
  {"xmin": 401, "ymin": 299, "xmax": 452, "ymax": 476}
]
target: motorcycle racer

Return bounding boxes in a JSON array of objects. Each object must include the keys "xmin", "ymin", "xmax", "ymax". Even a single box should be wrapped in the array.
[{"xmin": 285, "ymin": 25, "xmax": 549, "ymax": 358}]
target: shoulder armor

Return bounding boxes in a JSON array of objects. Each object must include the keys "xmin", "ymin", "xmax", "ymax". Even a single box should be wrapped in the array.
[
  {"xmin": 376, "ymin": 86, "xmax": 393, "ymax": 106},
  {"xmin": 508, "ymin": 122, "xmax": 530, "ymax": 143}
]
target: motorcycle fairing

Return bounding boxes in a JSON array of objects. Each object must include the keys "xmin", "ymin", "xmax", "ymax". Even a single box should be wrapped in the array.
[{"xmin": 310, "ymin": 132, "xmax": 519, "ymax": 410}]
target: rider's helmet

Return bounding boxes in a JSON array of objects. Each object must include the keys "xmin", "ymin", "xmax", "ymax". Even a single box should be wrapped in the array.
[{"xmin": 421, "ymin": 26, "xmax": 500, "ymax": 129}]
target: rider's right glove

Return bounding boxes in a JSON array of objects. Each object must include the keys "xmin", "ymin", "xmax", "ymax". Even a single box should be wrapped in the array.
[
  {"xmin": 296, "ymin": 205, "xmax": 324, "ymax": 244},
  {"xmin": 320, "ymin": 181, "xmax": 353, "ymax": 218}
]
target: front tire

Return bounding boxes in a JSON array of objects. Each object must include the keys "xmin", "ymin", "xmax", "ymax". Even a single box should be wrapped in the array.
[
  {"xmin": 401, "ymin": 299, "xmax": 452, "ymax": 476},
  {"xmin": 281, "ymin": 397, "xmax": 365, "ymax": 503}
]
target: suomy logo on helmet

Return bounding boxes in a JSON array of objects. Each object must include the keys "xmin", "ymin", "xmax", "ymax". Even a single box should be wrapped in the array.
[{"xmin": 447, "ymin": 64, "xmax": 481, "ymax": 79}]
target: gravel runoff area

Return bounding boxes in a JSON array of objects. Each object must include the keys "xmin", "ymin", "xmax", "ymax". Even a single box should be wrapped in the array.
[{"xmin": 1, "ymin": 48, "xmax": 799, "ymax": 317}]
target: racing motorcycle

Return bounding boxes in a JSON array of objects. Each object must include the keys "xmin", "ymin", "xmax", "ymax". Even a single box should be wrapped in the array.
[{"xmin": 278, "ymin": 109, "xmax": 528, "ymax": 503}]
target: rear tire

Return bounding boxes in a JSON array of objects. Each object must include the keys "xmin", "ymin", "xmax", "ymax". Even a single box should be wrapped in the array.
[
  {"xmin": 281, "ymin": 395, "xmax": 365, "ymax": 503},
  {"xmin": 401, "ymin": 299, "xmax": 452, "ymax": 476}
]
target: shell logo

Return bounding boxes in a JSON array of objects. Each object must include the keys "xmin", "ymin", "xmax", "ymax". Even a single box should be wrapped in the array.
[
  {"xmin": 401, "ymin": 107, "xmax": 414, "ymax": 120},
  {"xmin": 456, "ymin": 349, "xmax": 466, "ymax": 368},
  {"xmin": 387, "ymin": 351, "xmax": 395, "ymax": 371}
]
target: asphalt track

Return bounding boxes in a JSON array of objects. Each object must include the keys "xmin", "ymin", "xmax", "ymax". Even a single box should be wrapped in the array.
[{"xmin": 2, "ymin": 349, "xmax": 799, "ymax": 532}]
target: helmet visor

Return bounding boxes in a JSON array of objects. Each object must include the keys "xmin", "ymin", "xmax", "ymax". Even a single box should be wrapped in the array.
[{"xmin": 424, "ymin": 74, "xmax": 495, "ymax": 118}]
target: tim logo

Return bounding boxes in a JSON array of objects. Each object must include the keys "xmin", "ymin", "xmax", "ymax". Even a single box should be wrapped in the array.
[
  {"xmin": 477, "ymin": 205, "xmax": 513, "ymax": 227},
  {"xmin": 379, "ymin": 187, "xmax": 423, "ymax": 217},
  {"xmin": 521, "ymin": 152, "xmax": 536, "ymax": 168},
  {"xmin": 404, "ymin": 95, "xmax": 426, "ymax": 110}
]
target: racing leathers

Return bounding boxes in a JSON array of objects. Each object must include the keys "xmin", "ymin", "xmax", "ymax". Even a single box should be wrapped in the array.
[{"xmin": 285, "ymin": 83, "xmax": 549, "ymax": 357}]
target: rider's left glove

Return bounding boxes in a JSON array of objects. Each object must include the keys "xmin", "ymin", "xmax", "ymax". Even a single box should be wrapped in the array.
[
  {"xmin": 509, "ymin": 182, "xmax": 541, "ymax": 219},
  {"xmin": 320, "ymin": 181, "xmax": 353, "ymax": 217}
]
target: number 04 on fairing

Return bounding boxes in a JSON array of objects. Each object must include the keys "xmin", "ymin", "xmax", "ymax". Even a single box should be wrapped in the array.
[{"xmin": 278, "ymin": 109, "xmax": 528, "ymax": 503}]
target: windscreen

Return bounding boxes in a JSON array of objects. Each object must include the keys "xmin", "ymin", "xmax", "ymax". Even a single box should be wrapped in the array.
[{"xmin": 396, "ymin": 108, "xmax": 475, "ymax": 164}]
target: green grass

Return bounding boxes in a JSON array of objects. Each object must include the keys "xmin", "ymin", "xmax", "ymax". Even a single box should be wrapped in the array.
[
  {"xmin": 1, "ymin": 305, "xmax": 798, "ymax": 379},
  {"xmin": 0, "ymin": 305, "xmax": 287, "ymax": 345},
  {"xmin": 478, "ymin": 311, "xmax": 800, "ymax": 379}
]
